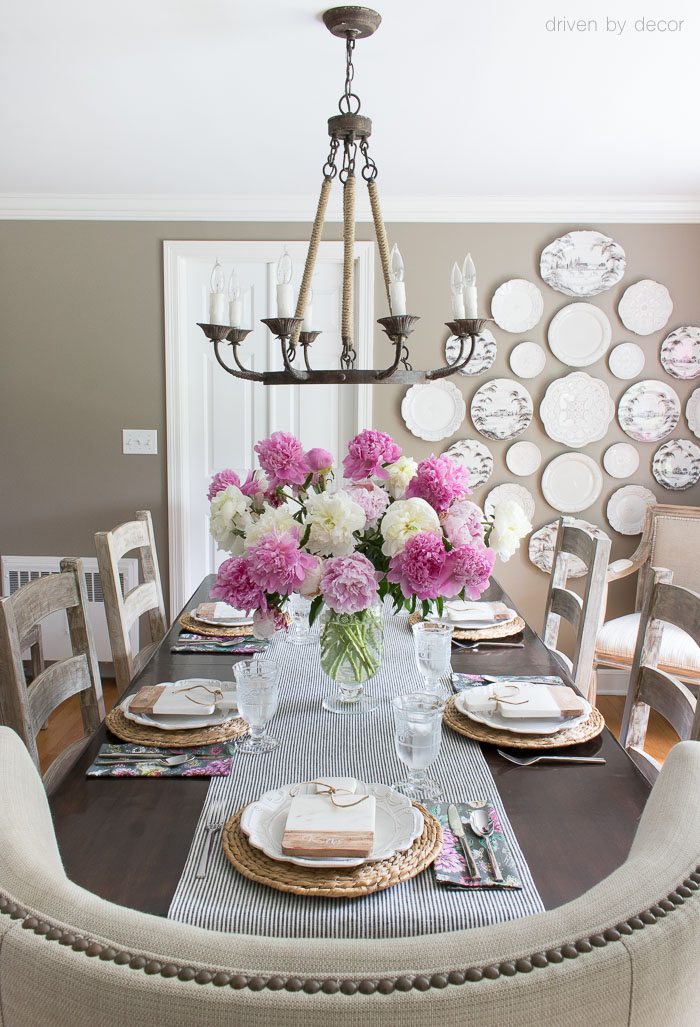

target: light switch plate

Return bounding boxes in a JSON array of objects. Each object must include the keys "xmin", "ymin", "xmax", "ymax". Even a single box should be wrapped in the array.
[{"xmin": 123, "ymin": 429, "xmax": 158, "ymax": 455}]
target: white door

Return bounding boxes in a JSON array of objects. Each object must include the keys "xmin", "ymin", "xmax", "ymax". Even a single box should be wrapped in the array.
[{"xmin": 164, "ymin": 240, "xmax": 374, "ymax": 616}]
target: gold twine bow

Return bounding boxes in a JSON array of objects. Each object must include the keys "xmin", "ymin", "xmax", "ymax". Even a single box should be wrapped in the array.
[
  {"xmin": 289, "ymin": 781, "xmax": 369, "ymax": 808},
  {"xmin": 174, "ymin": 683, "xmax": 225, "ymax": 707}
]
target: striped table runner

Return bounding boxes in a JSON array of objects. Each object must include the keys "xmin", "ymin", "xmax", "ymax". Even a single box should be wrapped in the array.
[{"xmin": 168, "ymin": 605, "xmax": 544, "ymax": 938}]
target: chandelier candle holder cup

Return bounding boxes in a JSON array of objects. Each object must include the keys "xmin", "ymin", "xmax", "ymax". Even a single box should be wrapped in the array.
[{"xmin": 196, "ymin": 6, "xmax": 484, "ymax": 386}]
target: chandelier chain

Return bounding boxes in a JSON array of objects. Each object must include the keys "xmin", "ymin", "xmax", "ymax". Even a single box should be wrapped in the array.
[
  {"xmin": 360, "ymin": 137, "xmax": 377, "ymax": 182},
  {"xmin": 323, "ymin": 136, "xmax": 339, "ymax": 181}
]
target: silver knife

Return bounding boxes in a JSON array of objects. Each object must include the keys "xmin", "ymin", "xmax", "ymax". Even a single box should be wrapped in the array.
[{"xmin": 447, "ymin": 804, "xmax": 479, "ymax": 880}]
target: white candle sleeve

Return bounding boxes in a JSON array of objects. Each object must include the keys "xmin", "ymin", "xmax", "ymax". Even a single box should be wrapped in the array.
[
  {"xmin": 277, "ymin": 283, "xmax": 295, "ymax": 318},
  {"xmin": 209, "ymin": 292, "xmax": 227, "ymax": 324},
  {"xmin": 301, "ymin": 303, "xmax": 313, "ymax": 331},
  {"xmin": 389, "ymin": 281, "xmax": 407, "ymax": 316},
  {"xmin": 451, "ymin": 291, "xmax": 466, "ymax": 318},
  {"xmin": 229, "ymin": 299, "xmax": 242, "ymax": 328},
  {"xmin": 464, "ymin": 284, "xmax": 478, "ymax": 318}
]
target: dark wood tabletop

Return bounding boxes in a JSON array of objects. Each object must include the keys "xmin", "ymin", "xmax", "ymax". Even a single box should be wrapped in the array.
[{"xmin": 49, "ymin": 577, "xmax": 650, "ymax": 919}]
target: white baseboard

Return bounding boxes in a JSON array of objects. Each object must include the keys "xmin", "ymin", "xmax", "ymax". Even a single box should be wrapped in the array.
[{"xmin": 596, "ymin": 668, "xmax": 630, "ymax": 696}]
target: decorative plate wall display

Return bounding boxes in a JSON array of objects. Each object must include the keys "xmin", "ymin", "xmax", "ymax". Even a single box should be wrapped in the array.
[
  {"xmin": 659, "ymin": 327, "xmax": 700, "ymax": 380},
  {"xmin": 651, "ymin": 439, "xmax": 700, "ymax": 491},
  {"xmin": 541, "ymin": 453, "xmax": 603, "ymax": 513},
  {"xmin": 509, "ymin": 341, "xmax": 546, "ymax": 378},
  {"xmin": 505, "ymin": 441, "xmax": 542, "ymax": 477},
  {"xmin": 491, "ymin": 280, "xmax": 544, "ymax": 333},
  {"xmin": 617, "ymin": 380, "xmax": 680, "ymax": 442},
  {"xmin": 608, "ymin": 342, "xmax": 645, "ymax": 380},
  {"xmin": 618, "ymin": 280, "xmax": 673, "ymax": 336},
  {"xmin": 539, "ymin": 372, "xmax": 615, "ymax": 448},
  {"xmin": 539, "ymin": 230, "xmax": 626, "ymax": 297},
  {"xmin": 444, "ymin": 439, "xmax": 494, "ymax": 488},
  {"xmin": 607, "ymin": 485, "xmax": 657, "ymax": 535},
  {"xmin": 470, "ymin": 379, "xmax": 533, "ymax": 440},
  {"xmin": 603, "ymin": 443, "xmax": 640, "ymax": 479},
  {"xmin": 401, "ymin": 379, "xmax": 466, "ymax": 441},
  {"xmin": 686, "ymin": 388, "xmax": 700, "ymax": 439},
  {"xmin": 445, "ymin": 328, "xmax": 497, "ymax": 376},
  {"xmin": 528, "ymin": 519, "xmax": 611, "ymax": 577},
  {"xmin": 547, "ymin": 302, "xmax": 612, "ymax": 367},
  {"xmin": 484, "ymin": 483, "xmax": 535, "ymax": 522}
]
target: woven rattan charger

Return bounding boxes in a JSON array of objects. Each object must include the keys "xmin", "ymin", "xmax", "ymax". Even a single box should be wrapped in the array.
[
  {"xmin": 443, "ymin": 695, "xmax": 605, "ymax": 750},
  {"xmin": 408, "ymin": 610, "xmax": 525, "ymax": 642},
  {"xmin": 105, "ymin": 705, "xmax": 248, "ymax": 748},
  {"xmin": 222, "ymin": 804, "xmax": 442, "ymax": 897},
  {"xmin": 179, "ymin": 612, "xmax": 257, "ymax": 638}
]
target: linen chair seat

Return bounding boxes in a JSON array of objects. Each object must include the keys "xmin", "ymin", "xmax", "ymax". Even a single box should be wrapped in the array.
[{"xmin": 597, "ymin": 613, "xmax": 700, "ymax": 676}]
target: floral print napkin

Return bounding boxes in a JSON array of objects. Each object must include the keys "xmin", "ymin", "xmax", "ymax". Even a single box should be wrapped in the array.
[
  {"xmin": 170, "ymin": 632, "xmax": 269, "ymax": 654},
  {"xmin": 86, "ymin": 742, "xmax": 236, "ymax": 777},
  {"xmin": 429, "ymin": 800, "xmax": 523, "ymax": 889},
  {"xmin": 451, "ymin": 672, "xmax": 564, "ymax": 692}
]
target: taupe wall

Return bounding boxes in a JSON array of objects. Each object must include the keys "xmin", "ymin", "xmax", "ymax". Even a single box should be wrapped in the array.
[{"xmin": 1, "ymin": 220, "xmax": 699, "ymax": 630}]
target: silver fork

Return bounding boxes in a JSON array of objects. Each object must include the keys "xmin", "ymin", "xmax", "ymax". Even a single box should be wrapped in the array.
[
  {"xmin": 452, "ymin": 640, "xmax": 525, "ymax": 651},
  {"xmin": 195, "ymin": 800, "xmax": 226, "ymax": 879},
  {"xmin": 496, "ymin": 749, "xmax": 606, "ymax": 766}
]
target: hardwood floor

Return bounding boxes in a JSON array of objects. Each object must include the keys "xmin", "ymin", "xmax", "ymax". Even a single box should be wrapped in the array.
[{"xmin": 596, "ymin": 694, "xmax": 679, "ymax": 766}]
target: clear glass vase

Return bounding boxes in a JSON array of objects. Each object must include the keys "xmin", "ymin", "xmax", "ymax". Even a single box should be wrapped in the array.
[{"xmin": 320, "ymin": 604, "xmax": 383, "ymax": 715}]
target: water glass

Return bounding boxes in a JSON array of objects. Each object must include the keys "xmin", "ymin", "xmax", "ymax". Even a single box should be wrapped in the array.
[
  {"xmin": 232, "ymin": 659, "xmax": 281, "ymax": 754},
  {"xmin": 411, "ymin": 621, "xmax": 453, "ymax": 693},
  {"xmin": 391, "ymin": 692, "xmax": 444, "ymax": 801},
  {"xmin": 285, "ymin": 592, "xmax": 316, "ymax": 646}
]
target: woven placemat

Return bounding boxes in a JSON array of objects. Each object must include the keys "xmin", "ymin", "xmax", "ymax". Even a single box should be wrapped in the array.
[
  {"xmin": 408, "ymin": 611, "xmax": 526, "ymax": 641},
  {"xmin": 221, "ymin": 804, "xmax": 442, "ymax": 897},
  {"xmin": 443, "ymin": 695, "xmax": 605, "ymax": 750},
  {"xmin": 179, "ymin": 612, "xmax": 257, "ymax": 638},
  {"xmin": 105, "ymin": 705, "xmax": 249, "ymax": 748}
]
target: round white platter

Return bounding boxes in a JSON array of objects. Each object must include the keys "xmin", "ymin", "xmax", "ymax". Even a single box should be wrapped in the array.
[
  {"xmin": 607, "ymin": 485, "xmax": 657, "ymax": 535},
  {"xmin": 430, "ymin": 606, "xmax": 518, "ymax": 630},
  {"xmin": 484, "ymin": 483, "xmax": 535, "ymax": 522},
  {"xmin": 470, "ymin": 378, "xmax": 533, "ymax": 441},
  {"xmin": 618, "ymin": 280, "xmax": 673, "ymax": 336},
  {"xmin": 505, "ymin": 441, "xmax": 542, "ymax": 477},
  {"xmin": 189, "ymin": 608, "xmax": 254, "ymax": 627},
  {"xmin": 445, "ymin": 328, "xmax": 497, "ymax": 376},
  {"xmin": 401, "ymin": 379, "xmax": 466, "ymax": 441},
  {"xmin": 608, "ymin": 342, "xmax": 645, "ymax": 380},
  {"xmin": 509, "ymin": 341, "xmax": 546, "ymax": 378},
  {"xmin": 455, "ymin": 686, "xmax": 591, "ymax": 735},
  {"xmin": 541, "ymin": 453, "xmax": 603, "ymax": 513},
  {"xmin": 651, "ymin": 439, "xmax": 700, "ymax": 491},
  {"xmin": 491, "ymin": 279, "xmax": 544, "ymax": 333},
  {"xmin": 603, "ymin": 443, "xmax": 640, "ymax": 480},
  {"xmin": 686, "ymin": 388, "xmax": 700, "ymax": 439},
  {"xmin": 240, "ymin": 781, "xmax": 422, "ymax": 869},
  {"xmin": 617, "ymin": 380, "xmax": 680, "ymax": 443},
  {"xmin": 547, "ymin": 302, "xmax": 612, "ymax": 367},
  {"xmin": 539, "ymin": 372, "xmax": 615, "ymax": 448},
  {"xmin": 659, "ymin": 326, "xmax": 700, "ymax": 380},
  {"xmin": 444, "ymin": 439, "xmax": 493, "ymax": 488},
  {"xmin": 539, "ymin": 230, "xmax": 626, "ymax": 297},
  {"xmin": 528, "ymin": 519, "xmax": 610, "ymax": 577},
  {"xmin": 121, "ymin": 684, "xmax": 236, "ymax": 731}
]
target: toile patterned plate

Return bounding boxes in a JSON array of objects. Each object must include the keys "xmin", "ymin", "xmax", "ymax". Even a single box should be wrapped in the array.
[
  {"xmin": 470, "ymin": 379, "xmax": 533, "ymax": 440},
  {"xmin": 444, "ymin": 438, "xmax": 494, "ymax": 487},
  {"xmin": 659, "ymin": 327, "xmax": 700, "ymax": 380},
  {"xmin": 528, "ymin": 519, "xmax": 610, "ymax": 577},
  {"xmin": 445, "ymin": 328, "xmax": 497, "ymax": 376},
  {"xmin": 617, "ymin": 380, "xmax": 680, "ymax": 442},
  {"xmin": 651, "ymin": 439, "xmax": 700, "ymax": 491},
  {"xmin": 539, "ymin": 230, "xmax": 626, "ymax": 298}
]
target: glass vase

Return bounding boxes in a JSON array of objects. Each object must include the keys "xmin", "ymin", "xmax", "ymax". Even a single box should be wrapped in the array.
[{"xmin": 320, "ymin": 604, "xmax": 383, "ymax": 715}]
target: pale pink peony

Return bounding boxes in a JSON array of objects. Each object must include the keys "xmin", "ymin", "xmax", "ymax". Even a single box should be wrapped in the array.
[
  {"xmin": 386, "ymin": 532, "xmax": 449, "ymax": 601},
  {"xmin": 207, "ymin": 469, "xmax": 241, "ymax": 501},
  {"xmin": 344, "ymin": 481, "xmax": 391, "ymax": 527},
  {"xmin": 442, "ymin": 499, "xmax": 485, "ymax": 547},
  {"xmin": 255, "ymin": 431, "xmax": 310, "ymax": 489},
  {"xmin": 320, "ymin": 553, "xmax": 380, "ymax": 614},
  {"xmin": 239, "ymin": 470, "xmax": 267, "ymax": 506},
  {"xmin": 247, "ymin": 530, "xmax": 318, "ymax": 595},
  {"xmin": 442, "ymin": 543, "xmax": 496, "ymax": 600},
  {"xmin": 343, "ymin": 429, "xmax": 401, "ymax": 481},
  {"xmin": 211, "ymin": 556, "xmax": 265, "ymax": 612},
  {"xmin": 405, "ymin": 454, "xmax": 471, "ymax": 512},
  {"xmin": 298, "ymin": 555, "xmax": 323, "ymax": 597},
  {"xmin": 253, "ymin": 606, "xmax": 288, "ymax": 639}
]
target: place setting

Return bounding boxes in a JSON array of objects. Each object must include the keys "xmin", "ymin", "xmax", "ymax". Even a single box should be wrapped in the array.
[{"xmin": 173, "ymin": 601, "xmax": 271, "ymax": 654}]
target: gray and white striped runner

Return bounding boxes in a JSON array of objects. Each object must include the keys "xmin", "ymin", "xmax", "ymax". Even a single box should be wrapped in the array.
[{"xmin": 168, "ymin": 604, "xmax": 544, "ymax": 938}]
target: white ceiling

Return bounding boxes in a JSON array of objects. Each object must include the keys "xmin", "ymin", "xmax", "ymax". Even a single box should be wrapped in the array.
[{"xmin": 1, "ymin": 0, "xmax": 698, "ymax": 218}]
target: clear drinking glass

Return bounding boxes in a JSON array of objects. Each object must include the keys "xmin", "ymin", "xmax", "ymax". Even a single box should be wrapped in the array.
[
  {"xmin": 285, "ymin": 592, "xmax": 316, "ymax": 646},
  {"xmin": 391, "ymin": 692, "xmax": 444, "ymax": 802},
  {"xmin": 232, "ymin": 659, "xmax": 281, "ymax": 754},
  {"xmin": 411, "ymin": 621, "xmax": 453, "ymax": 694}
]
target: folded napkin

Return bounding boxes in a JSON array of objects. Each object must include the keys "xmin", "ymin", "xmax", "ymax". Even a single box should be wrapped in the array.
[
  {"xmin": 86, "ymin": 742, "xmax": 236, "ymax": 778},
  {"xmin": 452, "ymin": 672, "xmax": 564, "ymax": 692},
  {"xmin": 430, "ymin": 801, "xmax": 522, "ymax": 890},
  {"xmin": 439, "ymin": 600, "xmax": 511, "ymax": 625},
  {"xmin": 171, "ymin": 632, "xmax": 269, "ymax": 654}
]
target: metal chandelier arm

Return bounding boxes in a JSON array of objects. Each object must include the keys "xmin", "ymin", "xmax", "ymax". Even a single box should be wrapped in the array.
[{"xmin": 212, "ymin": 337, "xmax": 265, "ymax": 383}]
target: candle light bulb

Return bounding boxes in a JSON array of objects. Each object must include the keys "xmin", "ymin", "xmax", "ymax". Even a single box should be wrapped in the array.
[
  {"xmin": 462, "ymin": 253, "xmax": 477, "ymax": 287},
  {"xmin": 208, "ymin": 259, "xmax": 227, "ymax": 324},
  {"xmin": 450, "ymin": 262, "xmax": 463, "ymax": 296},
  {"xmin": 462, "ymin": 253, "xmax": 478, "ymax": 318},
  {"xmin": 227, "ymin": 269, "xmax": 241, "ymax": 301},
  {"xmin": 389, "ymin": 243, "xmax": 405, "ymax": 283},
  {"xmin": 277, "ymin": 248, "xmax": 293, "ymax": 286},
  {"xmin": 228, "ymin": 268, "xmax": 243, "ymax": 328},
  {"xmin": 210, "ymin": 260, "xmax": 225, "ymax": 294}
]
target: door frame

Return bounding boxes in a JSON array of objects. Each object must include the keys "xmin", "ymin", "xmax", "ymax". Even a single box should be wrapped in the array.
[{"xmin": 163, "ymin": 239, "xmax": 375, "ymax": 617}]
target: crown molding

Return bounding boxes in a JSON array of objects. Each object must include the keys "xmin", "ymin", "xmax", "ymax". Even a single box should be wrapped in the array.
[{"xmin": 1, "ymin": 193, "xmax": 700, "ymax": 223}]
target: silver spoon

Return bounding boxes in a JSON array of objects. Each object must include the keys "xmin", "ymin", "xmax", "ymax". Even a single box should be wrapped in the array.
[
  {"xmin": 96, "ymin": 753, "xmax": 195, "ymax": 767},
  {"xmin": 469, "ymin": 809, "xmax": 504, "ymax": 882}
]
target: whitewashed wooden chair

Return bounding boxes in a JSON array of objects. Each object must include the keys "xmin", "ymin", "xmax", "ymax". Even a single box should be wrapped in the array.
[
  {"xmin": 620, "ymin": 566, "xmax": 700, "ymax": 784},
  {"xmin": 0, "ymin": 558, "xmax": 105, "ymax": 793},
  {"xmin": 593, "ymin": 503, "xmax": 700, "ymax": 702},
  {"xmin": 95, "ymin": 510, "xmax": 167, "ymax": 697},
  {"xmin": 542, "ymin": 517, "xmax": 611, "ymax": 701}
]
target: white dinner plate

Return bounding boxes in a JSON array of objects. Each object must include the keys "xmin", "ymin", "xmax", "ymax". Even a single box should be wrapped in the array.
[
  {"xmin": 470, "ymin": 378, "xmax": 533, "ymax": 441},
  {"xmin": 484, "ymin": 484, "xmax": 535, "ymax": 522},
  {"xmin": 618, "ymin": 280, "xmax": 673, "ymax": 336},
  {"xmin": 121, "ymin": 684, "xmax": 237, "ymax": 731},
  {"xmin": 241, "ymin": 781, "xmax": 423, "ymax": 869},
  {"xmin": 651, "ymin": 439, "xmax": 700, "ymax": 491},
  {"xmin": 608, "ymin": 343, "xmax": 645, "ymax": 380},
  {"xmin": 509, "ymin": 341, "xmax": 546, "ymax": 379},
  {"xmin": 505, "ymin": 441, "xmax": 542, "ymax": 477},
  {"xmin": 603, "ymin": 443, "xmax": 640, "ymax": 479},
  {"xmin": 539, "ymin": 372, "xmax": 614, "ymax": 448},
  {"xmin": 444, "ymin": 438, "xmax": 493, "ymax": 488},
  {"xmin": 528, "ymin": 519, "xmax": 610, "ymax": 577},
  {"xmin": 541, "ymin": 453, "xmax": 603, "ymax": 513},
  {"xmin": 445, "ymin": 328, "xmax": 497, "ymax": 376},
  {"xmin": 430, "ymin": 606, "xmax": 518, "ymax": 630},
  {"xmin": 401, "ymin": 380, "xmax": 466, "ymax": 441},
  {"xmin": 491, "ymin": 279, "xmax": 544, "ymax": 333},
  {"xmin": 190, "ymin": 608, "xmax": 254, "ymax": 627},
  {"xmin": 539, "ymin": 230, "xmax": 626, "ymax": 297},
  {"xmin": 617, "ymin": 380, "xmax": 680, "ymax": 443},
  {"xmin": 686, "ymin": 388, "xmax": 700, "ymax": 439},
  {"xmin": 455, "ymin": 687, "xmax": 591, "ymax": 736},
  {"xmin": 660, "ymin": 327, "xmax": 700, "ymax": 380},
  {"xmin": 606, "ymin": 486, "xmax": 657, "ymax": 535},
  {"xmin": 547, "ymin": 303, "xmax": 612, "ymax": 367}
]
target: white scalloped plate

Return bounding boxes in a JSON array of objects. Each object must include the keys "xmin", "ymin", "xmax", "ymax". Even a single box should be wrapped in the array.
[
  {"xmin": 401, "ymin": 380, "xmax": 466, "ymax": 441},
  {"xmin": 444, "ymin": 439, "xmax": 494, "ymax": 487},
  {"xmin": 470, "ymin": 379, "xmax": 533, "ymax": 441},
  {"xmin": 456, "ymin": 686, "xmax": 591, "ymax": 735},
  {"xmin": 547, "ymin": 303, "xmax": 612, "ymax": 367},
  {"xmin": 618, "ymin": 281, "xmax": 673, "ymax": 336},
  {"xmin": 686, "ymin": 388, "xmax": 700, "ymax": 439},
  {"xmin": 121, "ymin": 684, "xmax": 236, "ymax": 731},
  {"xmin": 505, "ymin": 441, "xmax": 542, "ymax": 477},
  {"xmin": 445, "ymin": 328, "xmax": 497, "ymax": 376},
  {"xmin": 539, "ymin": 372, "xmax": 614, "ymax": 448},
  {"xmin": 603, "ymin": 443, "xmax": 640, "ymax": 479},
  {"xmin": 541, "ymin": 453, "xmax": 603, "ymax": 513},
  {"xmin": 608, "ymin": 342, "xmax": 645, "ymax": 380},
  {"xmin": 607, "ymin": 486, "xmax": 657, "ymax": 535},
  {"xmin": 509, "ymin": 341, "xmax": 546, "ymax": 379},
  {"xmin": 491, "ymin": 280, "xmax": 544, "ymax": 333},
  {"xmin": 484, "ymin": 483, "xmax": 535, "ymax": 522}
]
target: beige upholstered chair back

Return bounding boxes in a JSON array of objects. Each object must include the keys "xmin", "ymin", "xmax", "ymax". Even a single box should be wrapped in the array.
[
  {"xmin": 95, "ymin": 510, "xmax": 167, "ymax": 696},
  {"xmin": 635, "ymin": 504, "xmax": 700, "ymax": 606},
  {"xmin": 1, "ymin": 725, "xmax": 699, "ymax": 1026},
  {"xmin": 0, "ymin": 560, "xmax": 104, "ymax": 792}
]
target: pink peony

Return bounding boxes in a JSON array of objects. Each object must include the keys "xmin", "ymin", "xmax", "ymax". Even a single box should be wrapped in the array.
[
  {"xmin": 299, "ymin": 555, "xmax": 323, "ymax": 597},
  {"xmin": 442, "ymin": 499, "xmax": 485, "ymax": 547},
  {"xmin": 320, "ymin": 553, "xmax": 380, "ymax": 614},
  {"xmin": 253, "ymin": 606, "xmax": 288, "ymax": 639},
  {"xmin": 344, "ymin": 481, "xmax": 390, "ymax": 527},
  {"xmin": 405, "ymin": 454, "xmax": 471, "ymax": 512},
  {"xmin": 255, "ymin": 431, "xmax": 310, "ymax": 489},
  {"xmin": 247, "ymin": 530, "xmax": 317, "ymax": 595},
  {"xmin": 386, "ymin": 532, "xmax": 450, "ymax": 601},
  {"xmin": 343, "ymin": 429, "xmax": 401, "ymax": 481},
  {"xmin": 306, "ymin": 448, "xmax": 333, "ymax": 473},
  {"xmin": 211, "ymin": 556, "xmax": 265, "ymax": 612},
  {"xmin": 239, "ymin": 470, "xmax": 266, "ymax": 505},
  {"xmin": 207, "ymin": 468, "xmax": 241, "ymax": 501},
  {"xmin": 442, "ymin": 543, "xmax": 496, "ymax": 600}
]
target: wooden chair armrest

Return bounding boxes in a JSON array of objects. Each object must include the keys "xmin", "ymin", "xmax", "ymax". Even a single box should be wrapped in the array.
[{"xmin": 606, "ymin": 558, "xmax": 637, "ymax": 582}]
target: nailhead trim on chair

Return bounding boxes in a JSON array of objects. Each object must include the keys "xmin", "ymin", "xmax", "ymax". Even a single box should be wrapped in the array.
[{"xmin": 1, "ymin": 869, "xmax": 699, "ymax": 996}]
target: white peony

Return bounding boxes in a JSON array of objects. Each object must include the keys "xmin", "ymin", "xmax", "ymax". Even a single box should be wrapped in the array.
[
  {"xmin": 244, "ymin": 503, "xmax": 298, "ymax": 548},
  {"xmin": 209, "ymin": 486, "xmax": 252, "ymax": 555},
  {"xmin": 384, "ymin": 455, "xmax": 418, "ymax": 499},
  {"xmin": 304, "ymin": 491, "xmax": 366, "ymax": 557},
  {"xmin": 380, "ymin": 497, "xmax": 441, "ymax": 557},
  {"xmin": 488, "ymin": 499, "xmax": 531, "ymax": 562}
]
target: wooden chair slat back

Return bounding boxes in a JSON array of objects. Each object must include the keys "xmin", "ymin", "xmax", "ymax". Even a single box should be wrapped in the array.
[
  {"xmin": 27, "ymin": 655, "xmax": 93, "ymax": 729},
  {"xmin": 7, "ymin": 572, "xmax": 79, "ymax": 643}
]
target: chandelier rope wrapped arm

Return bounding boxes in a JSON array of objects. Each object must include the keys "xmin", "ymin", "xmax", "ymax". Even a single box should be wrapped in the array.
[{"xmin": 197, "ymin": 6, "xmax": 488, "ymax": 385}]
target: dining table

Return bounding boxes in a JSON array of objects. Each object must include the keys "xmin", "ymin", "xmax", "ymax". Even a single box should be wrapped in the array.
[{"xmin": 48, "ymin": 576, "xmax": 651, "ymax": 922}]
